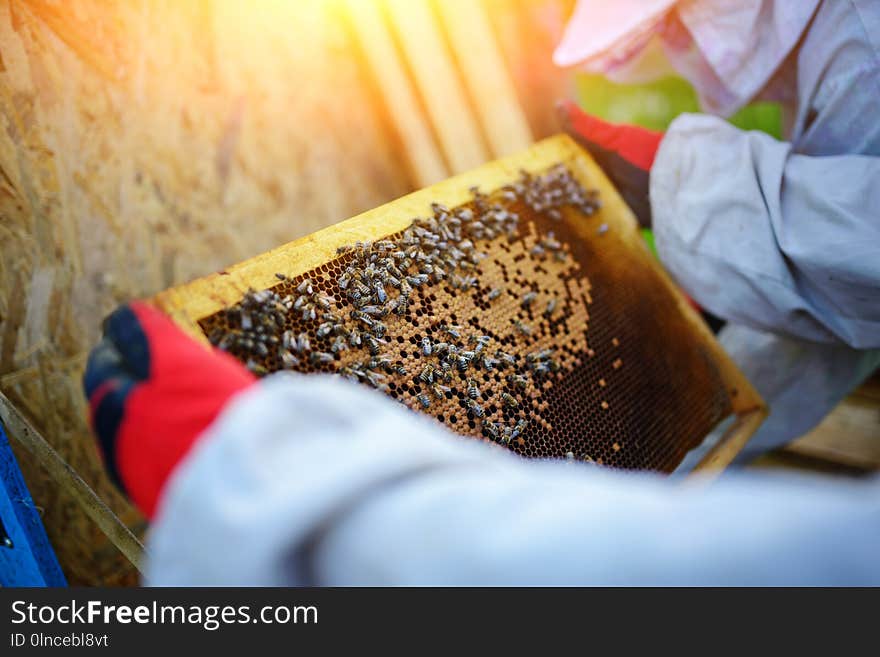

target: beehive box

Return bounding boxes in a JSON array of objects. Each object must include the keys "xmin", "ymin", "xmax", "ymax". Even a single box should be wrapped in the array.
[{"xmin": 151, "ymin": 135, "xmax": 766, "ymax": 473}]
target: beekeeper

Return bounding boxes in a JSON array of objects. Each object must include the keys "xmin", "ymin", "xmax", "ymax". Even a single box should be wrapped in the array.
[
  {"xmin": 84, "ymin": 0, "xmax": 880, "ymax": 585},
  {"xmin": 555, "ymin": 0, "xmax": 880, "ymax": 464}
]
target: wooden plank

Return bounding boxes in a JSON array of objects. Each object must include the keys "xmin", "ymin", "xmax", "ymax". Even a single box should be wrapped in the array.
[
  {"xmin": 384, "ymin": 0, "xmax": 490, "ymax": 173},
  {"xmin": 0, "ymin": 391, "xmax": 145, "ymax": 573},
  {"xmin": 783, "ymin": 395, "xmax": 880, "ymax": 470},
  {"xmin": 434, "ymin": 0, "xmax": 533, "ymax": 157},
  {"xmin": 151, "ymin": 135, "xmax": 766, "ymax": 471},
  {"xmin": 344, "ymin": 0, "xmax": 448, "ymax": 187}
]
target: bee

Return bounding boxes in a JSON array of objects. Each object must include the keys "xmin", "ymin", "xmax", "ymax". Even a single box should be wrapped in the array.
[
  {"xmin": 544, "ymin": 298, "xmax": 558, "ymax": 317},
  {"xmin": 395, "ymin": 296, "xmax": 409, "ymax": 316},
  {"xmin": 371, "ymin": 321, "xmax": 386, "ymax": 338},
  {"xmin": 510, "ymin": 419, "xmax": 528, "ymax": 440},
  {"xmin": 368, "ymin": 355, "xmax": 393, "ymax": 370},
  {"xmin": 472, "ymin": 335, "xmax": 491, "ymax": 354},
  {"xmin": 531, "ymin": 362, "xmax": 550, "ymax": 376},
  {"xmin": 360, "ymin": 305, "xmax": 386, "ymax": 317},
  {"xmin": 419, "ymin": 364, "xmax": 435, "ymax": 384},
  {"xmin": 417, "ymin": 393, "xmax": 432, "ymax": 409},
  {"xmin": 482, "ymin": 420, "xmax": 501, "ymax": 441},
  {"xmin": 466, "ymin": 377, "xmax": 480, "ymax": 399},
  {"xmin": 548, "ymin": 208, "xmax": 561, "ymax": 221},
  {"xmin": 310, "ymin": 351, "xmax": 334, "ymax": 365},
  {"xmin": 481, "ymin": 356, "xmax": 499, "ymax": 370},
  {"xmin": 456, "ymin": 356, "xmax": 470, "ymax": 372},
  {"xmin": 527, "ymin": 348, "xmax": 554, "ymax": 362},
  {"xmin": 350, "ymin": 310, "xmax": 374, "ymax": 327},
  {"xmin": 275, "ymin": 272, "xmax": 288, "ymax": 281},
  {"xmin": 363, "ymin": 370, "xmax": 387, "ymax": 388},
  {"xmin": 295, "ymin": 333, "xmax": 310, "ymax": 352},
  {"xmin": 281, "ymin": 330, "xmax": 293, "ymax": 350},
  {"xmin": 466, "ymin": 399, "xmax": 484, "ymax": 417},
  {"xmin": 301, "ymin": 306, "xmax": 317, "ymax": 321},
  {"xmin": 501, "ymin": 392, "xmax": 519, "ymax": 409},
  {"xmin": 374, "ymin": 281, "xmax": 387, "ymax": 303},
  {"xmin": 331, "ymin": 335, "xmax": 348, "ymax": 354},
  {"xmin": 514, "ymin": 320, "xmax": 532, "ymax": 336},
  {"xmin": 441, "ymin": 324, "xmax": 462, "ymax": 340},
  {"xmin": 507, "ymin": 374, "xmax": 529, "ymax": 390},
  {"xmin": 297, "ymin": 279, "xmax": 313, "ymax": 295},
  {"xmin": 246, "ymin": 360, "xmax": 268, "ymax": 377},
  {"xmin": 354, "ymin": 280, "xmax": 371, "ymax": 297},
  {"xmin": 315, "ymin": 294, "xmax": 335, "ymax": 309},
  {"xmin": 421, "ymin": 337, "xmax": 433, "ymax": 356},
  {"xmin": 340, "ymin": 366, "xmax": 359, "ymax": 382},
  {"xmin": 432, "ymin": 342, "xmax": 450, "ymax": 355},
  {"xmin": 336, "ymin": 245, "xmax": 352, "ymax": 255},
  {"xmin": 431, "ymin": 383, "xmax": 451, "ymax": 399},
  {"xmin": 317, "ymin": 322, "xmax": 336, "ymax": 338},
  {"xmin": 254, "ymin": 341, "xmax": 269, "ymax": 357},
  {"xmin": 553, "ymin": 251, "xmax": 567, "ymax": 263},
  {"xmin": 496, "ymin": 351, "xmax": 517, "ymax": 367},
  {"xmin": 395, "ymin": 364, "xmax": 407, "ymax": 376},
  {"xmin": 521, "ymin": 292, "xmax": 537, "ymax": 308},
  {"xmin": 240, "ymin": 313, "xmax": 253, "ymax": 331},
  {"xmin": 348, "ymin": 328, "xmax": 362, "ymax": 347},
  {"xmin": 364, "ymin": 334, "xmax": 385, "ymax": 356},
  {"xmin": 488, "ymin": 288, "xmax": 503, "ymax": 301},
  {"xmin": 280, "ymin": 350, "xmax": 300, "ymax": 369},
  {"xmin": 530, "ymin": 244, "xmax": 545, "ymax": 257}
]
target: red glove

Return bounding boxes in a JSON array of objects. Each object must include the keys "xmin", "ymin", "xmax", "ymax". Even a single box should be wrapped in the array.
[
  {"xmin": 557, "ymin": 99, "xmax": 663, "ymax": 228},
  {"xmin": 83, "ymin": 302, "xmax": 255, "ymax": 518}
]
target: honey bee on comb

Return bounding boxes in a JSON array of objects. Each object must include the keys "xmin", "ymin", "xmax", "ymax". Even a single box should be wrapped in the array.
[{"xmin": 197, "ymin": 162, "xmax": 733, "ymax": 472}]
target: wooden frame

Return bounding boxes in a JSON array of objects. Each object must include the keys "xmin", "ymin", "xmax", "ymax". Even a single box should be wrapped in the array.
[{"xmin": 152, "ymin": 135, "xmax": 767, "ymax": 474}]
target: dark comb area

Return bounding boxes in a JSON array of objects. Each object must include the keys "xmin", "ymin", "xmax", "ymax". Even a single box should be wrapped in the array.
[{"xmin": 198, "ymin": 164, "xmax": 732, "ymax": 472}]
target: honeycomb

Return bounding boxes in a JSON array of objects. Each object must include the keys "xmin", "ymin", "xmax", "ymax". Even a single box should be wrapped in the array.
[{"xmin": 198, "ymin": 165, "xmax": 732, "ymax": 472}]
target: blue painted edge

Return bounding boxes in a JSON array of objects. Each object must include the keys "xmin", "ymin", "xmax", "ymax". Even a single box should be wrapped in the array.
[{"xmin": 0, "ymin": 421, "xmax": 67, "ymax": 586}]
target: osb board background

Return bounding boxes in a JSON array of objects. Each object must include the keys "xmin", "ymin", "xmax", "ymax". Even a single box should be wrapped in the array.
[{"xmin": 0, "ymin": 0, "xmax": 572, "ymax": 584}]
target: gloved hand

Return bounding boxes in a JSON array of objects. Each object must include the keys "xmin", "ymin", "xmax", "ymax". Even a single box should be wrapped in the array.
[
  {"xmin": 557, "ymin": 99, "xmax": 663, "ymax": 228},
  {"xmin": 84, "ymin": 301, "xmax": 255, "ymax": 518}
]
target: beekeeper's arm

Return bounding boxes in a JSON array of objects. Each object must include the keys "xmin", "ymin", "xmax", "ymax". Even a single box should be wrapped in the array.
[
  {"xmin": 559, "ymin": 101, "xmax": 880, "ymax": 350},
  {"xmin": 144, "ymin": 374, "xmax": 880, "ymax": 586},
  {"xmin": 651, "ymin": 114, "xmax": 880, "ymax": 350}
]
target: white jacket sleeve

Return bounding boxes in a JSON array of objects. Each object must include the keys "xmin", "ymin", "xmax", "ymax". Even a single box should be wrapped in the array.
[
  {"xmin": 145, "ymin": 375, "xmax": 880, "ymax": 586},
  {"xmin": 651, "ymin": 114, "xmax": 880, "ymax": 350}
]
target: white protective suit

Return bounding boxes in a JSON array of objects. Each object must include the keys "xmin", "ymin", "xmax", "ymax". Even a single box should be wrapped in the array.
[{"xmin": 145, "ymin": 0, "xmax": 880, "ymax": 585}]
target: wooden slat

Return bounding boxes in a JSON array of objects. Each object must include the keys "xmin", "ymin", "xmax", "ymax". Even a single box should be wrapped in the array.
[
  {"xmin": 383, "ymin": 0, "xmax": 490, "ymax": 173},
  {"xmin": 344, "ymin": 0, "xmax": 448, "ymax": 187},
  {"xmin": 783, "ymin": 394, "xmax": 880, "ymax": 470},
  {"xmin": 434, "ymin": 0, "xmax": 533, "ymax": 157},
  {"xmin": 0, "ymin": 391, "xmax": 145, "ymax": 573}
]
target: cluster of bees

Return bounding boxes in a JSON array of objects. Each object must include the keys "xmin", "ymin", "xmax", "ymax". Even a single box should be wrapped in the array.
[{"xmin": 207, "ymin": 164, "xmax": 603, "ymax": 447}]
